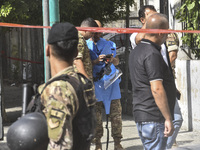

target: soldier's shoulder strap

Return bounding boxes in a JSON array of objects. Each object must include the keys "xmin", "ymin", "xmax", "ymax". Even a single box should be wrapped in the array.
[
  {"xmin": 26, "ymin": 72, "xmax": 95, "ymax": 114},
  {"xmin": 40, "ymin": 74, "xmax": 77, "ymax": 94},
  {"xmin": 26, "ymin": 74, "xmax": 79, "ymax": 114},
  {"xmin": 42, "ymin": 73, "xmax": 96, "ymax": 106},
  {"xmin": 76, "ymin": 73, "xmax": 96, "ymax": 107}
]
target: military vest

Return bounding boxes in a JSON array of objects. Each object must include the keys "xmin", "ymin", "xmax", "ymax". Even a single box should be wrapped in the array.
[{"xmin": 26, "ymin": 73, "xmax": 96, "ymax": 150}]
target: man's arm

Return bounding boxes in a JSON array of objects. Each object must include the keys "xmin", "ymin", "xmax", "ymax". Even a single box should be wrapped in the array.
[
  {"xmin": 150, "ymin": 80, "xmax": 174, "ymax": 137},
  {"xmin": 135, "ymin": 24, "xmax": 147, "ymax": 45},
  {"xmin": 74, "ymin": 59, "xmax": 89, "ymax": 79},
  {"xmin": 43, "ymin": 81, "xmax": 79, "ymax": 149},
  {"xmin": 130, "ymin": 26, "xmax": 146, "ymax": 49},
  {"xmin": 110, "ymin": 55, "xmax": 119, "ymax": 66},
  {"xmin": 74, "ymin": 36, "xmax": 89, "ymax": 79},
  {"xmin": 92, "ymin": 54, "xmax": 106, "ymax": 66},
  {"xmin": 168, "ymin": 50, "xmax": 178, "ymax": 67}
]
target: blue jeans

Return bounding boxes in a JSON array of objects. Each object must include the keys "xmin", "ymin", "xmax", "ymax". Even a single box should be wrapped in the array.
[
  {"xmin": 136, "ymin": 122, "xmax": 168, "ymax": 150},
  {"xmin": 166, "ymin": 99, "xmax": 183, "ymax": 149}
]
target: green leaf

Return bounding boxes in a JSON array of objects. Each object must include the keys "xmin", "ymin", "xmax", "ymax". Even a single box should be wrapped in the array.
[
  {"xmin": 180, "ymin": 3, "xmax": 186, "ymax": 10},
  {"xmin": 0, "ymin": 2, "xmax": 12, "ymax": 17},
  {"xmin": 187, "ymin": 2, "xmax": 195, "ymax": 10}
]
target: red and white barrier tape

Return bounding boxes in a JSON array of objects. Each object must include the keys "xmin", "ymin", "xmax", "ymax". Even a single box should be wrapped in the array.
[
  {"xmin": 1, "ymin": 21, "xmax": 200, "ymax": 64},
  {"xmin": 1, "ymin": 22, "xmax": 200, "ymax": 34}
]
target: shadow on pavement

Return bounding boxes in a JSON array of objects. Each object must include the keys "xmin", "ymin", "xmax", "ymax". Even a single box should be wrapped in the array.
[
  {"xmin": 178, "ymin": 140, "xmax": 194, "ymax": 145},
  {"xmin": 126, "ymin": 145, "xmax": 144, "ymax": 150}
]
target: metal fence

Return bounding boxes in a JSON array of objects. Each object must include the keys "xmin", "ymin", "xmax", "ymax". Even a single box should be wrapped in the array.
[{"xmin": 1, "ymin": 28, "xmax": 44, "ymax": 85}]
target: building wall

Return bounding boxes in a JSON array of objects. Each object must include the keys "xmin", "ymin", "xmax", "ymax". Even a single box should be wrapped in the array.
[
  {"xmin": 170, "ymin": 0, "xmax": 200, "ymax": 131},
  {"xmin": 176, "ymin": 60, "xmax": 200, "ymax": 132},
  {"xmin": 147, "ymin": 0, "xmax": 160, "ymax": 12}
]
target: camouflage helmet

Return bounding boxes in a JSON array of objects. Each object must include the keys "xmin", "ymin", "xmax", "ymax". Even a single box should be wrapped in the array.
[
  {"xmin": 166, "ymin": 33, "xmax": 179, "ymax": 52},
  {"xmin": 7, "ymin": 112, "xmax": 49, "ymax": 150}
]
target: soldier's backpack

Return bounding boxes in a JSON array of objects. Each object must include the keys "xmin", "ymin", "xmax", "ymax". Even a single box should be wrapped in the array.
[{"xmin": 26, "ymin": 73, "xmax": 96, "ymax": 150}]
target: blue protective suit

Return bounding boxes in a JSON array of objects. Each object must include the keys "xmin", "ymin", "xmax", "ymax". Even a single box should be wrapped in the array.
[{"xmin": 87, "ymin": 38, "xmax": 121, "ymax": 114}]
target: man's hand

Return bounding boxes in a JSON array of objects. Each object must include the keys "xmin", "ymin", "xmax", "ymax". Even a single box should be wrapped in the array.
[
  {"xmin": 92, "ymin": 54, "xmax": 106, "ymax": 65},
  {"xmin": 104, "ymin": 54, "xmax": 113, "ymax": 64},
  {"xmin": 92, "ymin": 54, "xmax": 119, "ymax": 66},
  {"xmin": 99, "ymin": 54, "xmax": 106, "ymax": 62},
  {"xmin": 164, "ymin": 119, "xmax": 174, "ymax": 137}
]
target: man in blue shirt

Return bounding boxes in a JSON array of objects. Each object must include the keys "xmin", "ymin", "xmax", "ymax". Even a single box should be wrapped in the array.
[{"xmin": 87, "ymin": 20, "xmax": 124, "ymax": 150}]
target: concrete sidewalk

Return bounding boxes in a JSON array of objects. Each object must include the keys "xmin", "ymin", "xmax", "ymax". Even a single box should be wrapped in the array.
[
  {"xmin": 1, "ymin": 85, "xmax": 200, "ymax": 150},
  {"xmin": 91, "ymin": 114, "xmax": 200, "ymax": 150},
  {"xmin": 1, "ymin": 107, "xmax": 200, "ymax": 150}
]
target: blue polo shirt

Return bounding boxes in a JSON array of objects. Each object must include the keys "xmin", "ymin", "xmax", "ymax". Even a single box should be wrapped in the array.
[{"xmin": 87, "ymin": 38, "xmax": 121, "ymax": 114}]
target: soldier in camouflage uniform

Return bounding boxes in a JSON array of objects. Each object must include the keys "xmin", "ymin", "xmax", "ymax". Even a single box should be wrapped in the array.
[
  {"xmin": 166, "ymin": 33, "xmax": 183, "ymax": 149},
  {"xmin": 74, "ymin": 18, "xmax": 98, "ymax": 80},
  {"xmin": 166, "ymin": 33, "xmax": 179, "ymax": 78},
  {"xmin": 39, "ymin": 22, "xmax": 95, "ymax": 150},
  {"xmin": 95, "ymin": 100, "xmax": 123, "ymax": 150}
]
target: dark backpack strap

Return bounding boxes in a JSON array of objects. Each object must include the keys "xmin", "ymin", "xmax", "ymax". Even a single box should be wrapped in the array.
[
  {"xmin": 26, "ymin": 74, "xmax": 78, "ymax": 114},
  {"xmin": 40, "ymin": 75, "xmax": 74, "ymax": 94}
]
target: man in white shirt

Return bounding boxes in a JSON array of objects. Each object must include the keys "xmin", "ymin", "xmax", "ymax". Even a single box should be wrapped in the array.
[
  {"xmin": 130, "ymin": 5, "xmax": 169, "ymax": 65},
  {"xmin": 130, "ymin": 5, "xmax": 157, "ymax": 48}
]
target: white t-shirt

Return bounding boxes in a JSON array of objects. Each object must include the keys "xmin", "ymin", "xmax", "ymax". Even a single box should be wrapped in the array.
[
  {"xmin": 130, "ymin": 33, "xmax": 138, "ymax": 49},
  {"xmin": 130, "ymin": 33, "xmax": 168, "ymax": 66}
]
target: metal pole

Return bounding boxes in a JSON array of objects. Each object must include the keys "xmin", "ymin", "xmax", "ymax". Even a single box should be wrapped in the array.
[
  {"xmin": 49, "ymin": 0, "xmax": 60, "ymax": 26},
  {"xmin": 124, "ymin": 1, "xmax": 130, "ymax": 114},
  {"xmin": 186, "ymin": 60, "xmax": 193, "ymax": 131},
  {"xmin": 43, "ymin": 0, "xmax": 60, "ymax": 82},
  {"xmin": 0, "ymin": 27, "xmax": 4, "ymax": 140},
  {"xmin": 43, "ymin": 0, "xmax": 50, "ymax": 82}
]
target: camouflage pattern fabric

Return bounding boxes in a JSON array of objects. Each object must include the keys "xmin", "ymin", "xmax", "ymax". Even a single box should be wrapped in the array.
[
  {"xmin": 74, "ymin": 32, "xmax": 93, "ymax": 80},
  {"xmin": 95, "ymin": 99, "xmax": 123, "ymax": 139},
  {"xmin": 39, "ymin": 66, "xmax": 79, "ymax": 150},
  {"xmin": 166, "ymin": 33, "xmax": 179, "ymax": 78},
  {"xmin": 166, "ymin": 33, "xmax": 179, "ymax": 52}
]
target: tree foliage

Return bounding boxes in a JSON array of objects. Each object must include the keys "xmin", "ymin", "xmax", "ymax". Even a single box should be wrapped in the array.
[
  {"xmin": 60, "ymin": 0, "xmax": 134, "ymax": 26},
  {"xmin": 60, "ymin": 0, "xmax": 135, "ymax": 26},
  {"xmin": 0, "ymin": 2, "xmax": 12, "ymax": 17},
  {"xmin": 0, "ymin": 0, "xmax": 135, "ymax": 26},
  {"xmin": 175, "ymin": 0, "xmax": 200, "ymax": 59},
  {"xmin": 0, "ymin": 0, "xmax": 42, "ymax": 25}
]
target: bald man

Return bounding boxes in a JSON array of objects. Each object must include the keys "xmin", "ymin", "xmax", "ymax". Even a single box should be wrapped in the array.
[
  {"xmin": 87, "ymin": 20, "xmax": 124, "ymax": 150},
  {"xmin": 129, "ymin": 13, "xmax": 176, "ymax": 150}
]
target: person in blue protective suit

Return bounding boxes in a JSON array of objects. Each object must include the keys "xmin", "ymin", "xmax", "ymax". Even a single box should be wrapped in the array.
[{"xmin": 87, "ymin": 20, "xmax": 124, "ymax": 150}]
